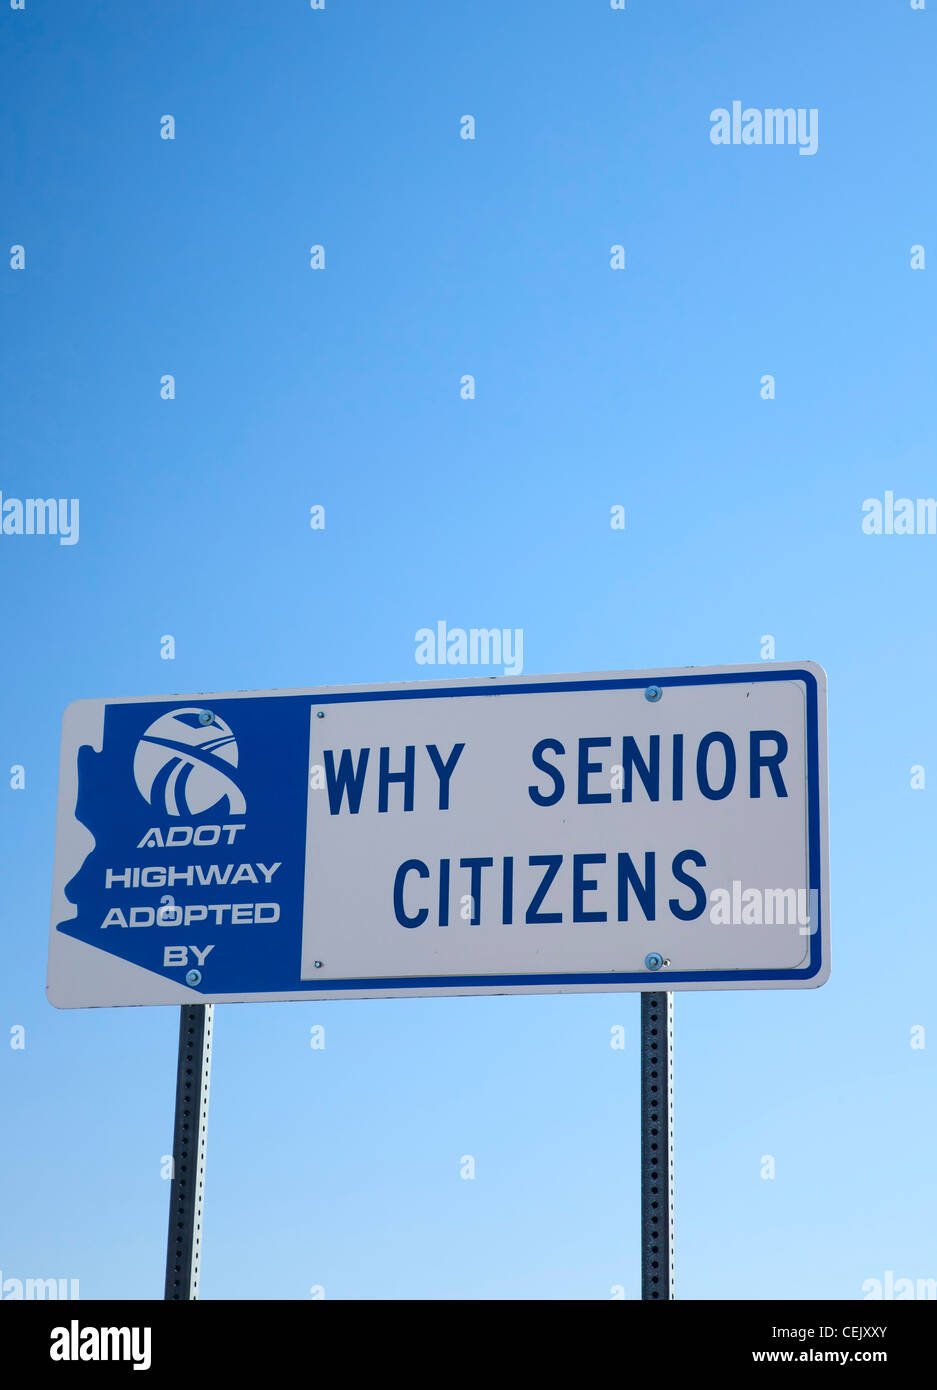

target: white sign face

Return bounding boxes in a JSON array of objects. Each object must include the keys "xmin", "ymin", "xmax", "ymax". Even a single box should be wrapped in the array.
[{"xmin": 49, "ymin": 664, "xmax": 828, "ymax": 1007}]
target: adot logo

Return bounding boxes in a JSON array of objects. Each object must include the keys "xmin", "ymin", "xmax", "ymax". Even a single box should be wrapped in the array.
[{"xmin": 133, "ymin": 707, "xmax": 246, "ymax": 817}]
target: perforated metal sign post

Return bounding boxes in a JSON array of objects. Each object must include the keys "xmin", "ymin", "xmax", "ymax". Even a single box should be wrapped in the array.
[
  {"xmin": 47, "ymin": 664, "xmax": 828, "ymax": 1299},
  {"xmin": 641, "ymin": 993, "xmax": 674, "ymax": 1299},
  {"xmin": 164, "ymin": 1004, "xmax": 212, "ymax": 1301}
]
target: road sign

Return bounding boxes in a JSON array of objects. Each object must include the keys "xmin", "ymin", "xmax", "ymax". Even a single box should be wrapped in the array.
[{"xmin": 48, "ymin": 663, "xmax": 829, "ymax": 1007}]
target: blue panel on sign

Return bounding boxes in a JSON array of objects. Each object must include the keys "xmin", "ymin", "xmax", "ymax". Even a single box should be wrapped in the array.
[{"xmin": 57, "ymin": 697, "xmax": 310, "ymax": 994}]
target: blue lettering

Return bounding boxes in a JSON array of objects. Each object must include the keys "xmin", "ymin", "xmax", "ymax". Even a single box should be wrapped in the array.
[
  {"xmin": 394, "ymin": 859, "xmax": 429, "ymax": 927},
  {"xmin": 749, "ymin": 730, "xmax": 788, "ymax": 798},
  {"xmin": 573, "ymin": 853, "xmax": 606, "ymax": 922},
  {"xmin": 669, "ymin": 850, "xmax": 707, "ymax": 920},
  {"xmin": 379, "ymin": 745, "xmax": 415, "ymax": 812},
  {"xmin": 426, "ymin": 742, "xmax": 465, "ymax": 810},
  {"xmin": 502, "ymin": 855, "xmax": 514, "ymax": 924},
  {"xmin": 459, "ymin": 857, "xmax": 493, "ymax": 925},
  {"xmin": 578, "ymin": 738, "xmax": 612, "ymax": 804},
  {"xmin": 672, "ymin": 733, "xmax": 684, "ymax": 801},
  {"xmin": 622, "ymin": 735, "xmax": 660, "ymax": 802},
  {"xmin": 324, "ymin": 747, "xmax": 370, "ymax": 815},
  {"xmin": 617, "ymin": 851, "xmax": 655, "ymax": 921},
  {"xmin": 526, "ymin": 854, "xmax": 563, "ymax": 923},
  {"xmin": 529, "ymin": 739, "xmax": 565, "ymax": 807},
  {"xmin": 697, "ymin": 732, "xmax": 736, "ymax": 800}
]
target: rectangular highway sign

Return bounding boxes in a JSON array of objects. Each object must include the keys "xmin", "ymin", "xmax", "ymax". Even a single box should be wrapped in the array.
[{"xmin": 48, "ymin": 663, "xmax": 829, "ymax": 1006}]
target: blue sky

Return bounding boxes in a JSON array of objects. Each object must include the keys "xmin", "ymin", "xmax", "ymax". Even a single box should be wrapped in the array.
[{"xmin": 1, "ymin": 0, "xmax": 935, "ymax": 1300}]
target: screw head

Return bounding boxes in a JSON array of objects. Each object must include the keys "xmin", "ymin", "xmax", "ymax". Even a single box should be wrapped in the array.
[
  {"xmin": 313, "ymin": 960, "xmax": 323, "ymax": 969},
  {"xmin": 644, "ymin": 952, "xmax": 664, "ymax": 971},
  {"xmin": 185, "ymin": 969, "xmax": 202, "ymax": 986},
  {"xmin": 645, "ymin": 685, "xmax": 662, "ymax": 703},
  {"xmin": 316, "ymin": 711, "xmax": 325, "ymax": 719},
  {"xmin": 197, "ymin": 710, "xmax": 214, "ymax": 726}
]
